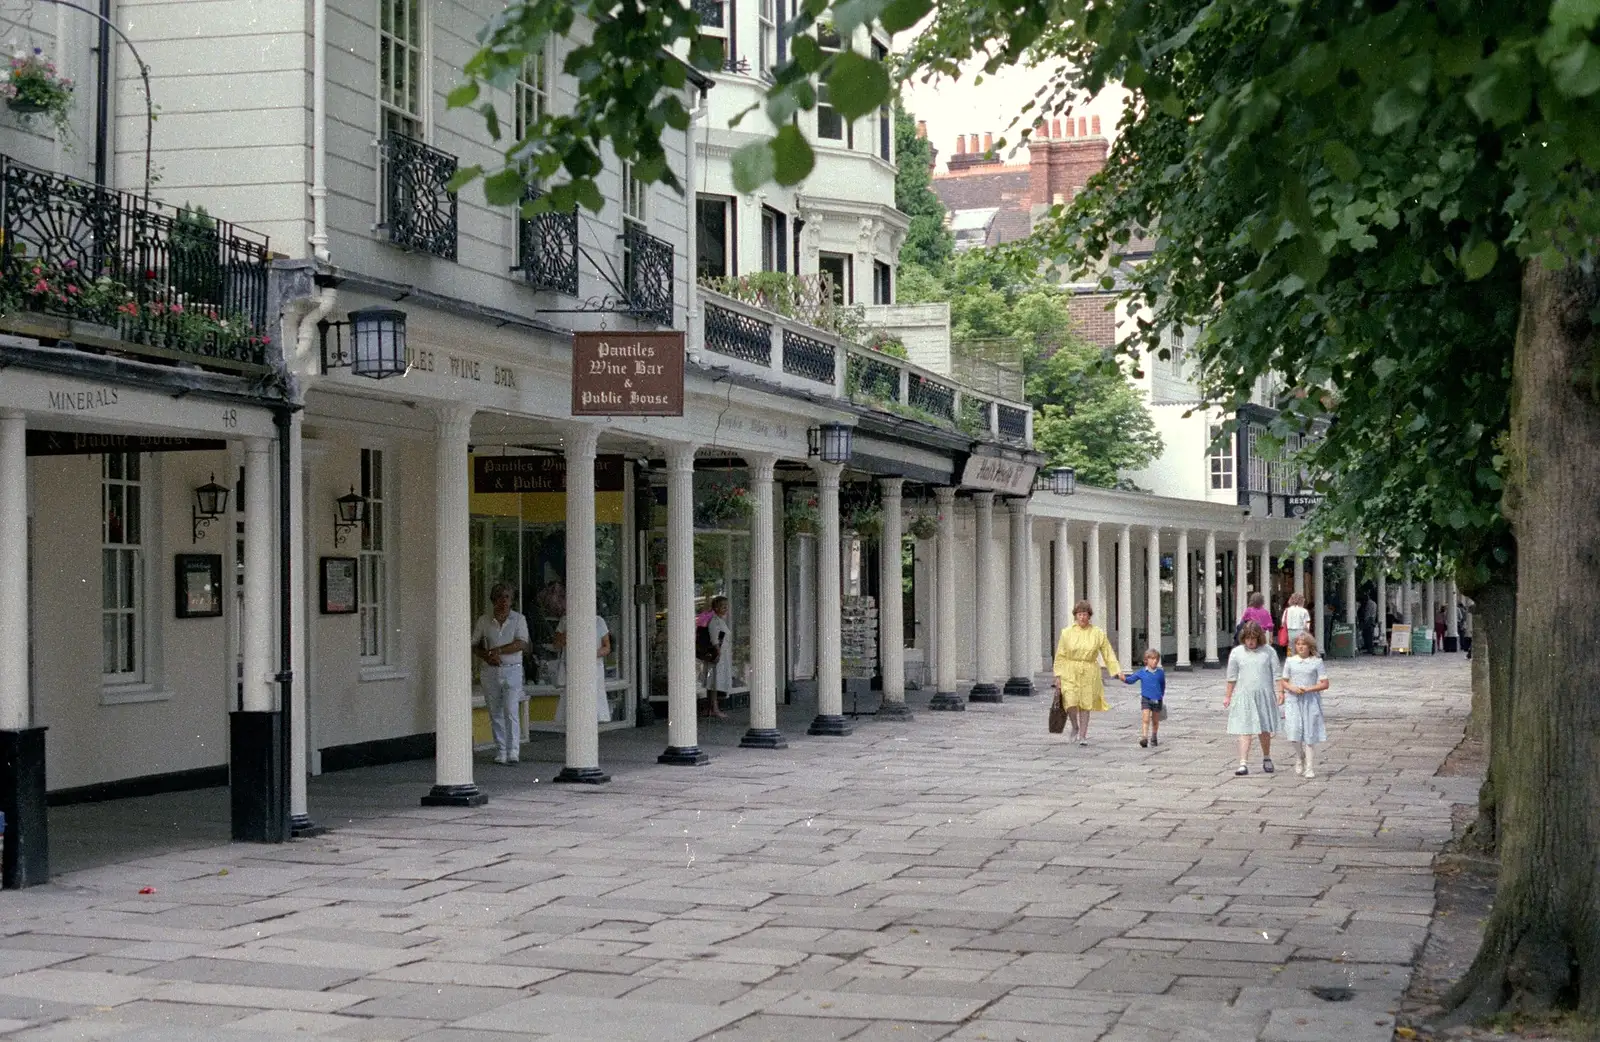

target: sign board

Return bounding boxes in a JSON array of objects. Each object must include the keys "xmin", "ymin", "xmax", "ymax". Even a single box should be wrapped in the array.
[
  {"xmin": 473, "ymin": 454, "xmax": 627, "ymax": 494},
  {"xmin": 1389, "ymin": 623, "xmax": 1412, "ymax": 654},
  {"xmin": 571, "ymin": 331, "xmax": 685, "ymax": 417},
  {"xmin": 959, "ymin": 454, "xmax": 1037, "ymax": 496},
  {"xmin": 1286, "ymin": 494, "xmax": 1320, "ymax": 519},
  {"xmin": 26, "ymin": 430, "xmax": 225, "ymax": 456}
]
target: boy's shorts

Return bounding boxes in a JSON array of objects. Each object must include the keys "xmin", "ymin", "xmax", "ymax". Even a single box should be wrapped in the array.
[{"xmin": 1140, "ymin": 697, "xmax": 1164, "ymax": 713}]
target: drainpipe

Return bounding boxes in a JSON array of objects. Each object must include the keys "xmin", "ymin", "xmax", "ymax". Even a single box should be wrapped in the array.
[
  {"xmin": 684, "ymin": 85, "xmax": 707, "ymax": 345},
  {"xmin": 309, "ymin": 0, "xmax": 330, "ymax": 261},
  {"xmin": 92, "ymin": 0, "xmax": 111, "ymax": 185}
]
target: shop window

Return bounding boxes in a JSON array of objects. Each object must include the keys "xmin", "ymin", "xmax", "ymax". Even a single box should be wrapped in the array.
[
  {"xmin": 696, "ymin": 194, "xmax": 734, "ymax": 279},
  {"xmin": 1209, "ymin": 425, "xmax": 1234, "ymax": 490},
  {"xmin": 102, "ymin": 452, "xmax": 144, "ymax": 684},
  {"xmin": 819, "ymin": 252, "xmax": 851, "ymax": 304},
  {"xmin": 873, "ymin": 260, "xmax": 892, "ymax": 304},
  {"xmin": 359, "ymin": 448, "xmax": 390, "ymax": 663},
  {"xmin": 760, "ymin": 206, "xmax": 787, "ymax": 272}
]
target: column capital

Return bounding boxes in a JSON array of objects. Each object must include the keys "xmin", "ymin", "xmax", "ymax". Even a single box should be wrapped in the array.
[
  {"xmin": 1120, "ymin": 522, "xmax": 1132, "ymax": 535},
  {"xmin": 973, "ymin": 490, "xmax": 995, "ymax": 508},
  {"xmin": 244, "ymin": 436, "xmax": 271, "ymax": 454},
  {"xmin": 934, "ymin": 485, "xmax": 957, "ymax": 505},
  {"xmin": 0, "ymin": 409, "xmax": 25, "ymax": 423},
  {"xmin": 877, "ymin": 476, "xmax": 905, "ymax": 498},
  {"xmin": 746, "ymin": 452, "xmax": 777, "ymax": 482},
  {"xmin": 432, "ymin": 403, "xmax": 475, "ymax": 442},
  {"xmin": 1006, "ymin": 495, "xmax": 1031, "ymax": 515},
  {"xmin": 662, "ymin": 440, "xmax": 697, "ymax": 472},
  {"xmin": 811, "ymin": 460, "xmax": 842, "ymax": 489},
  {"xmin": 559, "ymin": 422, "xmax": 601, "ymax": 457}
]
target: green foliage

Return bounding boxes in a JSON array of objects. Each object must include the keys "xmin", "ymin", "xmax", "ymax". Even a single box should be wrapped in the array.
[
  {"xmin": 700, "ymin": 270, "xmax": 866, "ymax": 342},
  {"xmin": 894, "ymin": 105, "xmax": 953, "ymax": 269},
  {"xmin": 1027, "ymin": 339, "xmax": 1162, "ymax": 488}
]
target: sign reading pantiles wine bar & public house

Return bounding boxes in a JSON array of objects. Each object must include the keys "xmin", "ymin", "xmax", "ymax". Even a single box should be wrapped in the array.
[
  {"xmin": 472, "ymin": 454, "xmax": 627, "ymax": 494},
  {"xmin": 571, "ymin": 331, "xmax": 684, "ymax": 417},
  {"xmin": 26, "ymin": 431, "xmax": 226, "ymax": 456}
]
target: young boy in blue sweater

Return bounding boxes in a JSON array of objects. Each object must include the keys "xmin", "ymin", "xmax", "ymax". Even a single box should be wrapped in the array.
[{"xmin": 1123, "ymin": 648, "xmax": 1166, "ymax": 748}]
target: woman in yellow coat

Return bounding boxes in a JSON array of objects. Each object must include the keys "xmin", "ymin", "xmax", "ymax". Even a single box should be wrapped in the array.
[{"xmin": 1053, "ymin": 599, "xmax": 1124, "ymax": 745}]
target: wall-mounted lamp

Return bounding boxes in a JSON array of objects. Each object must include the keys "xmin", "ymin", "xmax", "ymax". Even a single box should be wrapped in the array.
[
  {"xmin": 192, "ymin": 474, "xmax": 230, "ymax": 543},
  {"xmin": 320, "ymin": 307, "xmax": 409, "ymax": 379},
  {"xmin": 334, "ymin": 486, "xmax": 367, "ymax": 547},
  {"xmin": 1037, "ymin": 466, "xmax": 1076, "ymax": 496},
  {"xmin": 807, "ymin": 422, "xmax": 853, "ymax": 466}
]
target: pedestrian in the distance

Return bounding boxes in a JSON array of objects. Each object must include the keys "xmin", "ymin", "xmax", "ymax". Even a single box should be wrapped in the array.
[
  {"xmin": 1052, "ymin": 600, "xmax": 1123, "ymax": 747},
  {"xmin": 1281, "ymin": 632, "xmax": 1329, "ymax": 778},
  {"xmin": 1434, "ymin": 604, "xmax": 1448, "ymax": 651},
  {"xmin": 472, "ymin": 582, "xmax": 531, "ymax": 765},
  {"xmin": 1224, "ymin": 620, "xmax": 1282, "ymax": 776},
  {"xmin": 1122, "ymin": 648, "xmax": 1166, "ymax": 748},
  {"xmin": 1282, "ymin": 592, "xmax": 1311, "ymax": 647}
]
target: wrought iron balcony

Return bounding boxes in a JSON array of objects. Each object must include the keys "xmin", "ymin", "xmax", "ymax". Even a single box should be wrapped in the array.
[
  {"xmin": 783, "ymin": 329, "xmax": 836, "ymax": 384},
  {"xmin": 704, "ymin": 301, "xmax": 771, "ymax": 365},
  {"xmin": 624, "ymin": 222, "xmax": 674, "ymax": 325},
  {"xmin": 0, "ymin": 154, "xmax": 272, "ymax": 374},
  {"xmin": 513, "ymin": 188, "xmax": 579, "ymax": 295},
  {"xmin": 998, "ymin": 403, "xmax": 1030, "ymax": 442},
  {"xmin": 690, "ymin": 0, "xmax": 724, "ymax": 28},
  {"xmin": 381, "ymin": 132, "xmax": 458, "ymax": 261}
]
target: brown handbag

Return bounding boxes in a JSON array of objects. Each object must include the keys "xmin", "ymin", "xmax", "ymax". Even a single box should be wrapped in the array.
[{"xmin": 1048, "ymin": 690, "xmax": 1067, "ymax": 734}]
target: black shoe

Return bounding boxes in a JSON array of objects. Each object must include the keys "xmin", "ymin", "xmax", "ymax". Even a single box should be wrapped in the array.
[
  {"xmin": 1150, "ymin": 735, "xmax": 1159, "ymax": 747},
  {"xmin": 1262, "ymin": 758, "xmax": 1275, "ymax": 774},
  {"xmin": 1139, "ymin": 738, "xmax": 1148, "ymax": 748},
  {"xmin": 1234, "ymin": 763, "xmax": 1249, "ymax": 776}
]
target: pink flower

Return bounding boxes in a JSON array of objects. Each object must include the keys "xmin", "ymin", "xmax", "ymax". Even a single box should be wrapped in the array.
[
  {"xmin": 63, "ymin": 259, "xmax": 76, "ymax": 269},
  {"xmin": 31, "ymin": 279, "xmax": 47, "ymax": 293},
  {"xmin": 169, "ymin": 303, "xmax": 183, "ymax": 314},
  {"xmin": 66, "ymin": 284, "xmax": 79, "ymax": 294}
]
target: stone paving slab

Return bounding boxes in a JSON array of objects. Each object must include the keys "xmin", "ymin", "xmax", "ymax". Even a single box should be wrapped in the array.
[{"xmin": 0, "ymin": 655, "xmax": 1469, "ymax": 1041}]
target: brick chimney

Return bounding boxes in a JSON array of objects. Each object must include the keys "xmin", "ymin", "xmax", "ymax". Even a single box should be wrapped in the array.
[
  {"xmin": 915, "ymin": 120, "xmax": 927, "ymax": 138},
  {"xmin": 1027, "ymin": 123, "xmax": 1109, "ymax": 208},
  {"xmin": 947, "ymin": 130, "xmax": 1004, "ymax": 173}
]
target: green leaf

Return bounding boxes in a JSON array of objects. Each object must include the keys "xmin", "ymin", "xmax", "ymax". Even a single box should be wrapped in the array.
[
  {"xmin": 1373, "ymin": 357, "xmax": 1398, "ymax": 380},
  {"xmin": 1371, "ymin": 88, "xmax": 1425, "ymax": 135},
  {"xmin": 731, "ymin": 140, "xmax": 776, "ymax": 193},
  {"xmin": 881, "ymin": 0, "xmax": 933, "ymax": 33},
  {"xmin": 826, "ymin": 51, "xmax": 891, "ymax": 121},
  {"xmin": 445, "ymin": 164, "xmax": 484, "ymax": 193},
  {"xmin": 1322, "ymin": 141, "xmax": 1362, "ymax": 181},
  {"xmin": 772, "ymin": 124, "xmax": 816, "ymax": 185},
  {"xmin": 1460, "ymin": 239, "xmax": 1499, "ymax": 280},
  {"xmin": 1465, "ymin": 65, "xmax": 1532, "ymax": 124},
  {"xmin": 1550, "ymin": 0, "xmax": 1600, "ymax": 32},
  {"xmin": 446, "ymin": 81, "xmax": 480, "ymax": 109},
  {"xmin": 1550, "ymin": 40, "xmax": 1600, "ymax": 97},
  {"xmin": 482, "ymin": 168, "xmax": 526, "ymax": 206}
]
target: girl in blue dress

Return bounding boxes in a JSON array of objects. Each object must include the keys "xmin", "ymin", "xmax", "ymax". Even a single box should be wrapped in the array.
[{"xmin": 1281, "ymin": 632, "xmax": 1329, "ymax": 777}]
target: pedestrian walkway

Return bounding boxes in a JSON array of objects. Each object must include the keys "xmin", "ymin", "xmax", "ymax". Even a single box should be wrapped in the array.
[{"xmin": 0, "ymin": 655, "xmax": 1473, "ymax": 1041}]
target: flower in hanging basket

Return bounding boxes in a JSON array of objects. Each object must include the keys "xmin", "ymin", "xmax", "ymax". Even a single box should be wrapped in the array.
[
  {"xmin": 907, "ymin": 514, "xmax": 939, "ymax": 541},
  {"xmin": 846, "ymin": 504, "xmax": 883, "ymax": 538},
  {"xmin": 696, "ymin": 481, "xmax": 753, "ymax": 529},
  {"xmin": 5, "ymin": 49, "xmax": 73, "ymax": 138},
  {"xmin": 783, "ymin": 495, "xmax": 819, "ymax": 538}
]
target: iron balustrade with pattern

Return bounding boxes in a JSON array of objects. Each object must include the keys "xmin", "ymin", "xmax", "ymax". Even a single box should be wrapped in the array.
[
  {"xmin": 0, "ymin": 154, "xmax": 272, "ymax": 373},
  {"xmin": 513, "ymin": 188, "xmax": 579, "ymax": 295},
  {"xmin": 624, "ymin": 222, "xmax": 674, "ymax": 325},
  {"xmin": 782, "ymin": 329, "xmax": 835, "ymax": 384},
  {"xmin": 848, "ymin": 351, "xmax": 900, "ymax": 403},
  {"xmin": 382, "ymin": 132, "xmax": 458, "ymax": 260},
  {"xmin": 690, "ymin": 0, "xmax": 724, "ymax": 27},
  {"xmin": 998, "ymin": 403, "xmax": 1029, "ymax": 442},
  {"xmin": 908, "ymin": 375, "xmax": 956, "ymax": 422},
  {"xmin": 704, "ymin": 302, "xmax": 771, "ymax": 365}
]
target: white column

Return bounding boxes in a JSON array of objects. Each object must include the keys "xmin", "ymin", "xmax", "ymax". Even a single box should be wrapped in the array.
[
  {"xmin": 742, "ymin": 455, "xmax": 787, "ymax": 742},
  {"xmin": 1425, "ymin": 576, "xmax": 1437, "ymax": 649},
  {"xmin": 1376, "ymin": 563, "xmax": 1389, "ymax": 648},
  {"xmin": 1344, "ymin": 552, "xmax": 1358, "ymax": 626},
  {"xmin": 1004, "ymin": 498, "xmax": 1034, "ymax": 695},
  {"xmin": 877, "ymin": 478, "xmax": 911, "ymax": 718},
  {"xmin": 930, "ymin": 487, "xmax": 963, "ymax": 710},
  {"xmin": 1313, "ymin": 551, "xmax": 1327, "ymax": 637},
  {"xmin": 1175, "ymin": 529, "xmax": 1191, "ymax": 669},
  {"xmin": 659, "ymin": 442, "xmax": 708, "ymax": 763},
  {"xmin": 286, "ymin": 414, "xmax": 320, "ymax": 834},
  {"xmin": 1053, "ymin": 519, "xmax": 1072, "ymax": 641},
  {"xmin": 241, "ymin": 438, "xmax": 275, "ymax": 714},
  {"xmin": 1294, "ymin": 554, "xmax": 1306, "ymax": 597},
  {"xmin": 1234, "ymin": 531, "xmax": 1248, "ymax": 623},
  {"xmin": 969, "ymin": 492, "xmax": 1000, "ymax": 701},
  {"xmin": 1116, "ymin": 524, "xmax": 1133, "ymax": 669},
  {"xmin": 1203, "ymin": 530, "xmax": 1219, "ymax": 666},
  {"xmin": 1257, "ymin": 541, "xmax": 1272, "ymax": 612},
  {"xmin": 1447, "ymin": 581, "xmax": 1460, "ymax": 642},
  {"xmin": 556, "ymin": 424, "xmax": 606, "ymax": 783},
  {"xmin": 1145, "ymin": 527, "xmax": 1161, "ymax": 662},
  {"xmin": 809, "ymin": 462, "xmax": 850, "ymax": 733},
  {"xmin": 422, "ymin": 405, "xmax": 484, "ymax": 806},
  {"xmin": 1402, "ymin": 563, "xmax": 1414, "ymax": 624},
  {"xmin": 0, "ymin": 411, "xmax": 29, "ymax": 732},
  {"xmin": 1086, "ymin": 522, "xmax": 1103, "ymax": 620}
]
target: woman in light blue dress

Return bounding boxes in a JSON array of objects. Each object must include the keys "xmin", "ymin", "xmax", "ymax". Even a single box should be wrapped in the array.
[
  {"xmin": 1281, "ymin": 632, "xmax": 1329, "ymax": 777},
  {"xmin": 1224, "ymin": 621, "xmax": 1281, "ymax": 776}
]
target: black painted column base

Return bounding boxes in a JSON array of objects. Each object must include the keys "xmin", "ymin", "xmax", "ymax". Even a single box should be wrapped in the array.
[
  {"xmin": 927, "ymin": 692, "xmax": 967, "ymax": 711},
  {"xmin": 658, "ymin": 746, "xmax": 711, "ymax": 766},
  {"xmin": 230, "ymin": 711, "xmax": 287, "ymax": 844},
  {"xmin": 1444, "ymin": 636, "xmax": 1460, "ymax": 653},
  {"xmin": 876, "ymin": 702, "xmax": 914, "ymax": 721},
  {"xmin": 289, "ymin": 814, "xmax": 327, "ymax": 839},
  {"xmin": 807, "ymin": 715, "xmax": 852, "ymax": 737},
  {"xmin": 968, "ymin": 682, "xmax": 1003, "ymax": 703},
  {"xmin": 554, "ymin": 766, "xmax": 611, "ymax": 785},
  {"xmin": 1003, "ymin": 677, "xmax": 1036, "ymax": 697},
  {"xmin": 1202, "ymin": 660, "xmax": 1224, "ymax": 670},
  {"xmin": 421, "ymin": 783, "xmax": 488, "ymax": 807},
  {"xmin": 740, "ymin": 728, "xmax": 789, "ymax": 749},
  {"xmin": 0, "ymin": 727, "xmax": 48, "ymax": 889}
]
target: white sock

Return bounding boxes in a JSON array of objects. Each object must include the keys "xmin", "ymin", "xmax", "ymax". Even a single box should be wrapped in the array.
[{"xmin": 1304, "ymin": 745, "xmax": 1315, "ymax": 772}]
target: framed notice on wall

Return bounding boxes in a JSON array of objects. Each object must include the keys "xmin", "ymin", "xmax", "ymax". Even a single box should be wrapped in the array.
[
  {"xmin": 174, "ymin": 554, "xmax": 223, "ymax": 618},
  {"xmin": 320, "ymin": 557, "xmax": 358, "ymax": 615}
]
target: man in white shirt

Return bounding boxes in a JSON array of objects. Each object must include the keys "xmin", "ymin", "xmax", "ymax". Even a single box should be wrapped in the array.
[{"xmin": 472, "ymin": 582, "xmax": 530, "ymax": 764}]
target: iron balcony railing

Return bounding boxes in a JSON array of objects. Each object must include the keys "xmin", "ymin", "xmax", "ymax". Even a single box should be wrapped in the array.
[
  {"xmin": 624, "ymin": 222, "xmax": 674, "ymax": 325},
  {"xmin": 382, "ymin": 132, "xmax": 458, "ymax": 260},
  {"xmin": 0, "ymin": 154, "xmax": 272, "ymax": 373},
  {"xmin": 513, "ymin": 187, "xmax": 579, "ymax": 295}
]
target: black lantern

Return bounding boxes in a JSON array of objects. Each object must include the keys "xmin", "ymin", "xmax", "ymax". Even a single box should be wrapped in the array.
[
  {"xmin": 334, "ymin": 486, "xmax": 367, "ymax": 547},
  {"xmin": 1047, "ymin": 466, "xmax": 1076, "ymax": 496},
  {"xmin": 191, "ymin": 474, "xmax": 230, "ymax": 543},
  {"xmin": 348, "ymin": 307, "xmax": 408, "ymax": 379},
  {"xmin": 807, "ymin": 422, "xmax": 853, "ymax": 465}
]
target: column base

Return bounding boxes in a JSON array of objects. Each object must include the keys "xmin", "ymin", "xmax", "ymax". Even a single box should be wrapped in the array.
[
  {"xmin": 230, "ymin": 711, "xmax": 287, "ymax": 844},
  {"xmin": 554, "ymin": 766, "xmax": 611, "ymax": 785},
  {"xmin": 740, "ymin": 729, "xmax": 789, "ymax": 749},
  {"xmin": 1003, "ymin": 677, "xmax": 1035, "ymax": 697},
  {"xmin": 1444, "ymin": 636, "xmax": 1460, "ymax": 653},
  {"xmin": 1202, "ymin": 660, "xmax": 1223, "ymax": 670},
  {"xmin": 289, "ymin": 814, "xmax": 327, "ymax": 839},
  {"xmin": 968, "ymin": 682, "xmax": 1003, "ymax": 703},
  {"xmin": 876, "ymin": 701, "xmax": 914, "ymax": 721},
  {"xmin": 0, "ymin": 727, "xmax": 48, "ymax": 889},
  {"xmin": 421, "ymin": 784, "xmax": 488, "ymax": 807},
  {"xmin": 658, "ymin": 746, "xmax": 711, "ymax": 766},
  {"xmin": 927, "ymin": 692, "xmax": 967, "ymax": 711},
  {"xmin": 807, "ymin": 715, "xmax": 853, "ymax": 737},
  {"xmin": 1173, "ymin": 663, "xmax": 1194, "ymax": 672}
]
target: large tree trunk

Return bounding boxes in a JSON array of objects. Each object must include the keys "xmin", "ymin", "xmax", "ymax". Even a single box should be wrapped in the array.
[
  {"xmin": 1457, "ymin": 565, "xmax": 1515, "ymax": 856},
  {"xmin": 1446, "ymin": 260, "xmax": 1600, "ymax": 1018}
]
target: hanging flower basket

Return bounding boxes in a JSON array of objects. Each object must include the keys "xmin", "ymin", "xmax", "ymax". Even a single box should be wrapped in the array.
[
  {"xmin": 907, "ymin": 514, "xmax": 939, "ymax": 541},
  {"xmin": 846, "ymin": 505, "xmax": 882, "ymax": 538},
  {"xmin": 4, "ymin": 50, "xmax": 74, "ymax": 138},
  {"xmin": 695, "ymin": 481, "xmax": 752, "ymax": 529},
  {"xmin": 784, "ymin": 495, "xmax": 818, "ymax": 538},
  {"xmin": 6, "ymin": 97, "xmax": 47, "ymax": 114}
]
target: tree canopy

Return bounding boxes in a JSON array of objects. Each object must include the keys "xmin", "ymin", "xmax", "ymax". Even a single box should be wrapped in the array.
[{"xmin": 893, "ymin": 106, "xmax": 953, "ymax": 270}]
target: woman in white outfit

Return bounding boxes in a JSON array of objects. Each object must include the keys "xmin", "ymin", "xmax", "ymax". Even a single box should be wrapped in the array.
[
  {"xmin": 472, "ymin": 582, "xmax": 531, "ymax": 765},
  {"xmin": 704, "ymin": 596, "xmax": 733, "ymax": 718},
  {"xmin": 554, "ymin": 613, "xmax": 613, "ymax": 725}
]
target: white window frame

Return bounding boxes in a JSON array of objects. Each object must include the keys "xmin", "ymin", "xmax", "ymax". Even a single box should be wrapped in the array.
[
  {"xmin": 815, "ymin": 26, "xmax": 848, "ymax": 143},
  {"xmin": 99, "ymin": 453, "xmax": 168, "ymax": 704},
  {"xmin": 376, "ymin": 0, "xmax": 429, "ymax": 228},
  {"xmin": 358, "ymin": 446, "xmax": 396, "ymax": 672},
  {"xmin": 757, "ymin": 0, "xmax": 777, "ymax": 74},
  {"xmin": 1208, "ymin": 425, "xmax": 1234, "ymax": 491},
  {"xmin": 514, "ymin": 43, "xmax": 549, "ymax": 144},
  {"xmin": 101, "ymin": 451, "xmax": 145, "ymax": 687},
  {"xmin": 623, "ymin": 161, "xmax": 649, "ymax": 226}
]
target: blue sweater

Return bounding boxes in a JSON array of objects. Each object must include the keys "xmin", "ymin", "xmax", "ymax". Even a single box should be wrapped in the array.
[{"xmin": 1123, "ymin": 666, "xmax": 1166, "ymax": 702}]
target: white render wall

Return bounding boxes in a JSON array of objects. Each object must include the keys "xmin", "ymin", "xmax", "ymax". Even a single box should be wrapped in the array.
[
  {"xmin": 0, "ymin": 0, "xmax": 99, "ymax": 179},
  {"xmin": 861, "ymin": 303, "xmax": 951, "ymax": 374}
]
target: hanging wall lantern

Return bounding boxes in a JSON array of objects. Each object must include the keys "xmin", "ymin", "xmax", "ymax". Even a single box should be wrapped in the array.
[
  {"xmin": 807, "ymin": 422, "xmax": 853, "ymax": 465},
  {"xmin": 334, "ymin": 486, "xmax": 367, "ymax": 547},
  {"xmin": 191, "ymin": 474, "xmax": 231, "ymax": 543}
]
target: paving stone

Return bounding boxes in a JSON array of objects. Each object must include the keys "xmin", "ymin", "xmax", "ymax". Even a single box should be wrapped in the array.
[{"xmin": 342, "ymin": 984, "xmax": 528, "ymax": 1021}]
